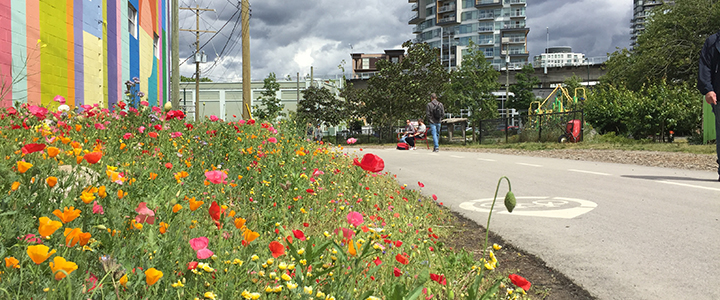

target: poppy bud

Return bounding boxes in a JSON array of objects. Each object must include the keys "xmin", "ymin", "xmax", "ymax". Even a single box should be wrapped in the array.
[
  {"xmin": 504, "ymin": 191, "xmax": 516, "ymax": 213},
  {"xmin": 164, "ymin": 102, "xmax": 173, "ymax": 112}
]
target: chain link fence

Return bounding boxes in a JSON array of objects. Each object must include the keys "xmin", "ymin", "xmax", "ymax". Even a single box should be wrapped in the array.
[{"xmin": 476, "ymin": 110, "xmax": 584, "ymax": 144}]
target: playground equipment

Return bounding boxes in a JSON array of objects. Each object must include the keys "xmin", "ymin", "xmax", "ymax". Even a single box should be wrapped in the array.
[{"xmin": 528, "ymin": 86, "xmax": 587, "ymax": 143}]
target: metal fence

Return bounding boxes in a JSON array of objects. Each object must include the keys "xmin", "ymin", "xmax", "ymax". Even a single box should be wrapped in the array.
[{"xmin": 476, "ymin": 110, "xmax": 584, "ymax": 144}]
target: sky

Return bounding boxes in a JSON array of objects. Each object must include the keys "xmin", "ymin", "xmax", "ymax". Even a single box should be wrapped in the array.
[{"xmin": 177, "ymin": 0, "xmax": 632, "ymax": 82}]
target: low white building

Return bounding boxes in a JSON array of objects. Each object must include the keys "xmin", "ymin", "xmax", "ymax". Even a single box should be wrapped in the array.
[{"xmin": 533, "ymin": 46, "xmax": 586, "ymax": 68}]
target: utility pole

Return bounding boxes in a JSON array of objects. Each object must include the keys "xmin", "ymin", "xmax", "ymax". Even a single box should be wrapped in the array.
[
  {"xmin": 241, "ymin": 0, "xmax": 251, "ymax": 119},
  {"xmin": 180, "ymin": 5, "xmax": 215, "ymax": 121},
  {"xmin": 171, "ymin": 0, "xmax": 179, "ymax": 110},
  {"xmin": 505, "ymin": 42, "xmax": 509, "ymax": 120}
]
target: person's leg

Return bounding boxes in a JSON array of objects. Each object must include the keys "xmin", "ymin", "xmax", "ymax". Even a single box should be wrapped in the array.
[
  {"xmin": 714, "ymin": 104, "xmax": 720, "ymax": 178},
  {"xmin": 431, "ymin": 123, "xmax": 440, "ymax": 150},
  {"xmin": 407, "ymin": 136, "xmax": 415, "ymax": 148}
]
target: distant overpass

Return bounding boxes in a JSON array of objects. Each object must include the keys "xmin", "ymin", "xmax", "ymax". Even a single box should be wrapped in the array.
[{"xmin": 347, "ymin": 63, "xmax": 606, "ymax": 91}]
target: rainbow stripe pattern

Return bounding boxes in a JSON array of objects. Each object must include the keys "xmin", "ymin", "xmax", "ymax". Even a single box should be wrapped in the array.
[{"xmin": 0, "ymin": 0, "xmax": 169, "ymax": 109}]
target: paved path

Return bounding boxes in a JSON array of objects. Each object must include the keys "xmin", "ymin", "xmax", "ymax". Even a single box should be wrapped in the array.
[{"xmin": 350, "ymin": 147, "xmax": 720, "ymax": 300}]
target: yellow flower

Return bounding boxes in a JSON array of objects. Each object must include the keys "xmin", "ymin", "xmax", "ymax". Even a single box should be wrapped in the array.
[
  {"xmin": 286, "ymin": 282, "xmax": 298, "ymax": 289},
  {"xmin": 278, "ymin": 262, "xmax": 287, "ymax": 270},
  {"xmin": 281, "ymin": 273, "xmax": 292, "ymax": 281},
  {"xmin": 251, "ymin": 255, "xmax": 259, "ymax": 261},
  {"xmin": 79, "ymin": 192, "xmax": 96, "ymax": 204},
  {"xmin": 493, "ymin": 243, "xmax": 502, "ymax": 250},
  {"xmin": 203, "ymin": 290, "xmax": 216, "ymax": 298},
  {"xmin": 303, "ymin": 286, "xmax": 313, "ymax": 295},
  {"xmin": 172, "ymin": 280, "xmax": 184, "ymax": 288}
]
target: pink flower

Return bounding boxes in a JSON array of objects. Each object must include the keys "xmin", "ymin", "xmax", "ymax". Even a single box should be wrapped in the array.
[
  {"xmin": 196, "ymin": 248, "xmax": 214, "ymax": 260},
  {"xmin": 94, "ymin": 123, "xmax": 106, "ymax": 130},
  {"xmin": 28, "ymin": 105, "xmax": 48, "ymax": 120},
  {"xmin": 267, "ymin": 137, "xmax": 277, "ymax": 143},
  {"xmin": 92, "ymin": 201, "xmax": 104, "ymax": 215},
  {"xmin": 346, "ymin": 138, "xmax": 357, "ymax": 145},
  {"xmin": 170, "ymin": 132, "xmax": 182, "ymax": 138},
  {"xmin": 238, "ymin": 120, "xmax": 246, "ymax": 125},
  {"xmin": 204, "ymin": 170, "xmax": 228, "ymax": 184},
  {"xmin": 135, "ymin": 202, "xmax": 156, "ymax": 224},
  {"xmin": 312, "ymin": 168, "xmax": 324, "ymax": 177},
  {"xmin": 151, "ymin": 106, "xmax": 161, "ymax": 113},
  {"xmin": 140, "ymin": 101, "xmax": 149, "ymax": 107},
  {"xmin": 346, "ymin": 211, "xmax": 364, "ymax": 227},
  {"xmin": 123, "ymin": 133, "xmax": 133, "ymax": 140},
  {"xmin": 209, "ymin": 115, "xmax": 220, "ymax": 122},
  {"xmin": 189, "ymin": 237, "xmax": 209, "ymax": 251},
  {"xmin": 53, "ymin": 95, "xmax": 66, "ymax": 104},
  {"xmin": 138, "ymin": 126, "xmax": 145, "ymax": 133}
]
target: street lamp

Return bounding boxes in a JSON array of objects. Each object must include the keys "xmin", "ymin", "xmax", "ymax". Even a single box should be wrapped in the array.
[{"xmin": 504, "ymin": 42, "xmax": 509, "ymax": 120}]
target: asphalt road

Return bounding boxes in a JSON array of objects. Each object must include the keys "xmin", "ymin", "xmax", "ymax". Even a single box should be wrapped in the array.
[{"xmin": 349, "ymin": 147, "xmax": 720, "ymax": 300}]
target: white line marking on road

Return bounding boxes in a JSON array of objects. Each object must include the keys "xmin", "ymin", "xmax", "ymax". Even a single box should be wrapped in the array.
[
  {"xmin": 450, "ymin": 155, "xmax": 464, "ymax": 159},
  {"xmin": 517, "ymin": 163, "xmax": 542, "ymax": 167},
  {"xmin": 477, "ymin": 158, "xmax": 496, "ymax": 162},
  {"xmin": 567, "ymin": 169, "xmax": 611, "ymax": 176},
  {"xmin": 657, "ymin": 181, "xmax": 720, "ymax": 192}
]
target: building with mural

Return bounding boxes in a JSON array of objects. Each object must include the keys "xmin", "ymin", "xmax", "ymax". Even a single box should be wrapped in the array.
[{"xmin": 0, "ymin": 0, "xmax": 170, "ymax": 109}]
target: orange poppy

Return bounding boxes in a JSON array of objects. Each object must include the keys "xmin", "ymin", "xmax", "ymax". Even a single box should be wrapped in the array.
[
  {"xmin": 26, "ymin": 244, "xmax": 56, "ymax": 264},
  {"xmin": 52, "ymin": 207, "xmax": 81, "ymax": 224},
  {"xmin": 46, "ymin": 176, "xmax": 58, "ymax": 188},
  {"xmin": 159, "ymin": 222, "xmax": 169, "ymax": 234},
  {"xmin": 76, "ymin": 156, "xmax": 83, "ymax": 164},
  {"xmin": 149, "ymin": 172, "xmax": 158, "ymax": 180},
  {"xmin": 4, "ymin": 257, "xmax": 20, "ymax": 269},
  {"xmin": 117, "ymin": 189, "xmax": 127, "ymax": 199},
  {"xmin": 242, "ymin": 229, "xmax": 259, "ymax": 243},
  {"xmin": 60, "ymin": 137, "xmax": 71, "ymax": 144},
  {"xmin": 38, "ymin": 216, "xmax": 63, "ymax": 237},
  {"xmin": 11, "ymin": 181, "xmax": 20, "ymax": 191},
  {"xmin": 17, "ymin": 161, "xmax": 33, "ymax": 173},
  {"xmin": 348, "ymin": 239, "xmax": 357, "ymax": 256},
  {"xmin": 98, "ymin": 186, "xmax": 107, "ymax": 198},
  {"xmin": 47, "ymin": 146, "xmax": 60, "ymax": 158},
  {"xmin": 188, "ymin": 197, "xmax": 204, "ymax": 211},
  {"xmin": 49, "ymin": 256, "xmax": 78, "ymax": 280},
  {"xmin": 145, "ymin": 268, "xmax": 163, "ymax": 286},
  {"xmin": 64, "ymin": 228, "xmax": 91, "ymax": 247},
  {"xmin": 80, "ymin": 192, "xmax": 96, "ymax": 204},
  {"xmin": 172, "ymin": 204, "xmax": 182, "ymax": 213},
  {"xmin": 84, "ymin": 152, "xmax": 102, "ymax": 164},
  {"xmin": 234, "ymin": 217, "xmax": 246, "ymax": 230},
  {"xmin": 119, "ymin": 274, "xmax": 128, "ymax": 287}
]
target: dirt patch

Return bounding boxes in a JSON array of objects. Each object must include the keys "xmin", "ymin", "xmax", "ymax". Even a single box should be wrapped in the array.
[{"xmin": 445, "ymin": 211, "xmax": 596, "ymax": 300}]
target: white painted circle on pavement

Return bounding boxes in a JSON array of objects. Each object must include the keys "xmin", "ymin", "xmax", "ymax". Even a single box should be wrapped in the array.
[{"xmin": 458, "ymin": 196, "xmax": 597, "ymax": 219}]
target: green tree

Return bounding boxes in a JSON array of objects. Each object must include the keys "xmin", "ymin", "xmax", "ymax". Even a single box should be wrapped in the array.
[
  {"xmin": 508, "ymin": 64, "xmax": 539, "ymax": 112},
  {"xmin": 180, "ymin": 75, "xmax": 212, "ymax": 82},
  {"xmin": 602, "ymin": 0, "xmax": 720, "ymax": 90},
  {"xmin": 252, "ymin": 72, "xmax": 284, "ymax": 120},
  {"xmin": 362, "ymin": 40, "xmax": 449, "ymax": 138},
  {"xmin": 297, "ymin": 85, "xmax": 344, "ymax": 127},
  {"xmin": 446, "ymin": 41, "xmax": 500, "ymax": 123}
]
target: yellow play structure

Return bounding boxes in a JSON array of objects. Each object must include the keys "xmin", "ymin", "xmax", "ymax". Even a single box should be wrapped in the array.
[{"xmin": 529, "ymin": 86, "xmax": 586, "ymax": 116}]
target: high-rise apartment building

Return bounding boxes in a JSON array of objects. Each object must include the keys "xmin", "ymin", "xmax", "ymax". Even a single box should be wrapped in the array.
[
  {"xmin": 631, "ymin": 0, "xmax": 673, "ymax": 48},
  {"xmin": 409, "ymin": 0, "xmax": 529, "ymax": 70}
]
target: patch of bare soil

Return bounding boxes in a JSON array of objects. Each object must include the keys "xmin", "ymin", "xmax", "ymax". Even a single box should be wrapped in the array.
[{"xmin": 445, "ymin": 211, "xmax": 596, "ymax": 300}]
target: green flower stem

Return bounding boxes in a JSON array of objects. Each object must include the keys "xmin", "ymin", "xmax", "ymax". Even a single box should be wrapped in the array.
[{"xmin": 483, "ymin": 176, "xmax": 512, "ymax": 258}]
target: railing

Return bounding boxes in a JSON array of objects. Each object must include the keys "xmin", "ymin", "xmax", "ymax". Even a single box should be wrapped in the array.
[
  {"xmin": 501, "ymin": 50, "xmax": 528, "ymax": 55},
  {"xmin": 478, "ymin": 13, "xmax": 497, "ymax": 19},
  {"xmin": 438, "ymin": 16, "xmax": 457, "ymax": 23},
  {"xmin": 408, "ymin": 13, "xmax": 419, "ymax": 22},
  {"xmin": 476, "ymin": 0, "xmax": 501, "ymax": 5},
  {"xmin": 503, "ymin": 23, "xmax": 526, "ymax": 29},
  {"xmin": 509, "ymin": 12, "xmax": 525, "ymax": 17},
  {"xmin": 506, "ymin": 0, "xmax": 525, "ymax": 4},
  {"xmin": 438, "ymin": 4, "xmax": 456, "ymax": 13},
  {"xmin": 478, "ymin": 26, "xmax": 494, "ymax": 32},
  {"xmin": 351, "ymin": 72, "xmax": 380, "ymax": 80},
  {"xmin": 502, "ymin": 37, "xmax": 525, "ymax": 43},
  {"xmin": 476, "ymin": 110, "xmax": 584, "ymax": 144}
]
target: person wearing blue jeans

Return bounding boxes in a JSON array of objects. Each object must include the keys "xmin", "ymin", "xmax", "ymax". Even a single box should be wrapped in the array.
[
  {"xmin": 425, "ymin": 93, "xmax": 445, "ymax": 152},
  {"xmin": 698, "ymin": 31, "xmax": 720, "ymax": 181}
]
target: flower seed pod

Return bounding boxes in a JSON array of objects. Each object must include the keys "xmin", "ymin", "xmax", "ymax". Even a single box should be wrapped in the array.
[{"xmin": 504, "ymin": 191, "xmax": 516, "ymax": 213}]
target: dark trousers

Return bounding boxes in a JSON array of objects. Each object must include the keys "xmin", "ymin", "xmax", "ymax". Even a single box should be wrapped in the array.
[{"xmin": 405, "ymin": 136, "xmax": 415, "ymax": 147}]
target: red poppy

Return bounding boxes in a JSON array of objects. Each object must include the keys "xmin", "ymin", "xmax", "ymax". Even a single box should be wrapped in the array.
[
  {"xmin": 269, "ymin": 241, "xmax": 285, "ymax": 258},
  {"xmin": 395, "ymin": 253, "xmax": 409, "ymax": 265},
  {"xmin": 187, "ymin": 261, "xmax": 198, "ymax": 270},
  {"xmin": 165, "ymin": 163, "xmax": 173, "ymax": 169},
  {"xmin": 292, "ymin": 230, "xmax": 306, "ymax": 241},
  {"xmin": 84, "ymin": 152, "xmax": 102, "ymax": 164},
  {"xmin": 306, "ymin": 188, "xmax": 314, "ymax": 193},
  {"xmin": 509, "ymin": 274, "xmax": 531, "ymax": 290},
  {"xmin": 432, "ymin": 194, "xmax": 438, "ymax": 201},
  {"xmin": 393, "ymin": 267, "xmax": 402, "ymax": 277},
  {"xmin": 208, "ymin": 201, "xmax": 222, "ymax": 229},
  {"xmin": 418, "ymin": 182, "xmax": 424, "ymax": 188},
  {"xmin": 394, "ymin": 240, "xmax": 403, "ymax": 247},
  {"xmin": 21, "ymin": 143, "xmax": 46, "ymax": 154},
  {"xmin": 303, "ymin": 223, "xmax": 309, "ymax": 227},
  {"xmin": 148, "ymin": 132, "xmax": 158, "ymax": 138},
  {"xmin": 373, "ymin": 257, "xmax": 382, "ymax": 266},
  {"xmin": 353, "ymin": 153, "xmax": 385, "ymax": 173},
  {"xmin": 430, "ymin": 273, "xmax": 447, "ymax": 285}
]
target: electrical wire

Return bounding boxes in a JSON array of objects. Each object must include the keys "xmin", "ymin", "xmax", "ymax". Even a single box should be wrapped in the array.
[{"xmin": 179, "ymin": 7, "xmax": 241, "ymax": 67}]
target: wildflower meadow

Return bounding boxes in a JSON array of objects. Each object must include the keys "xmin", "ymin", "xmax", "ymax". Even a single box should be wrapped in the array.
[{"xmin": 0, "ymin": 98, "xmax": 528, "ymax": 299}]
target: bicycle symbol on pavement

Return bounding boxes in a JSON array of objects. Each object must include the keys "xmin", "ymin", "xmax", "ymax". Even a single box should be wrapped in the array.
[{"xmin": 458, "ymin": 196, "xmax": 597, "ymax": 219}]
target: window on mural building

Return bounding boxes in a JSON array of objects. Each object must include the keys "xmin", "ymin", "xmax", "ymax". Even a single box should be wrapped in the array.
[
  {"xmin": 128, "ymin": 4, "xmax": 138, "ymax": 38},
  {"xmin": 153, "ymin": 34, "xmax": 159, "ymax": 58}
]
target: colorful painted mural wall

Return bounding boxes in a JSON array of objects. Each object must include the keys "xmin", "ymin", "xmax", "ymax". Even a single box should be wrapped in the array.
[{"xmin": 0, "ymin": 0, "xmax": 169, "ymax": 109}]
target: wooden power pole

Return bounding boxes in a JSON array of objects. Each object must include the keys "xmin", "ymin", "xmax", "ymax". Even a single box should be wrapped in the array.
[
  {"xmin": 241, "ymin": 0, "xmax": 251, "ymax": 119},
  {"xmin": 180, "ymin": 5, "xmax": 215, "ymax": 121}
]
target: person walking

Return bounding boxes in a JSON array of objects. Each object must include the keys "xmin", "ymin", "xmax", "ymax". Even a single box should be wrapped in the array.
[
  {"xmin": 426, "ymin": 93, "xmax": 445, "ymax": 152},
  {"xmin": 698, "ymin": 32, "xmax": 720, "ymax": 181}
]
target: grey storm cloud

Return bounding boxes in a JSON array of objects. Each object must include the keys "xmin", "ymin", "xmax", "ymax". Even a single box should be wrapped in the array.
[{"xmin": 177, "ymin": 0, "xmax": 631, "ymax": 82}]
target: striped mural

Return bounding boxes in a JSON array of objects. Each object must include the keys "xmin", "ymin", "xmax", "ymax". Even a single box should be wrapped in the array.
[{"xmin": 0, "ymin": 0, "xmax": 169, "ymax": 109}]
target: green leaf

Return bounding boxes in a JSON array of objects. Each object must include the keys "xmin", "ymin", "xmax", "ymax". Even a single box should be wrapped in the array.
[
  {"xmin": 416, "ymin": 267, "xmax": 430, "ymax": 286},
  {"xmin": 479, "ymin": 278, "xmax": 504, "ymax": 300},
  {"xmin": 405, "ymin": 285, "xmax": 424, "ymax": 300}
]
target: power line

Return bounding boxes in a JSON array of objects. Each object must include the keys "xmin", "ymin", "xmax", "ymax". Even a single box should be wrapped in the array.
[{"xmin": 179, "ymin": 7, "xmax": 241, "ymax": 67}]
